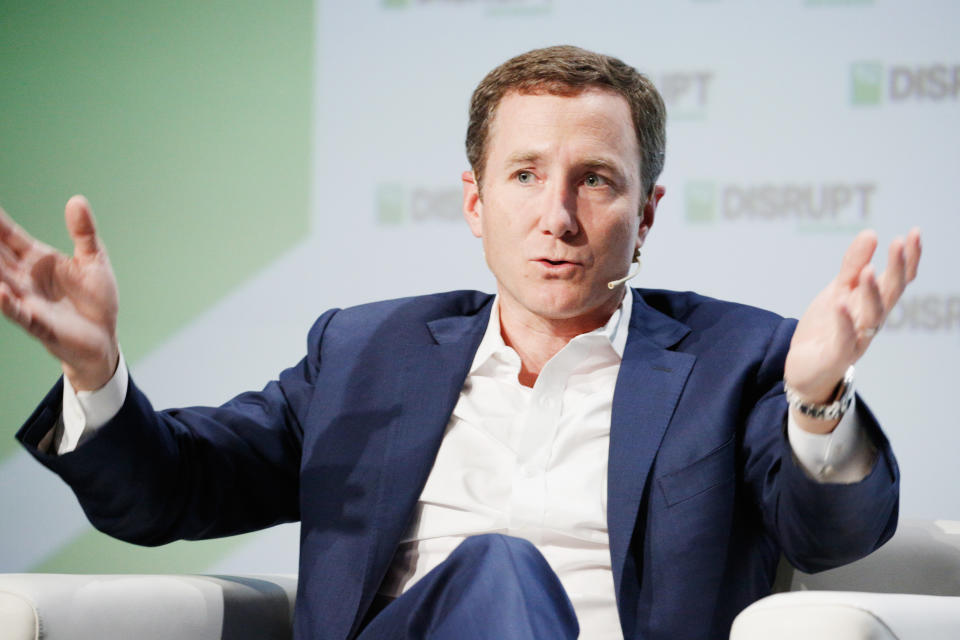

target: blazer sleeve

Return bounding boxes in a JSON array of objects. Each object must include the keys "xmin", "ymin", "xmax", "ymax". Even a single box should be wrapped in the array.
[
  {"xmin": 15, "ymin": 309, "xmax": 339, "ymax": 546},
  {"xmin": 741, "ymin": 317, "xmax": 900, "ymax": 573}
]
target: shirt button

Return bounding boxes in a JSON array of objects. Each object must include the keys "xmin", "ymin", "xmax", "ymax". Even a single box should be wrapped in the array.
[{"xmin": 521, "ymin": 465, "xmax": 537, "ymax": 478}]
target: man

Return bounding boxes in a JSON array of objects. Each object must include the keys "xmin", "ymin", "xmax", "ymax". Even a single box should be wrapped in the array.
[{"xmin": 1, "ymin": 46, "xmax": 921, "ymax": 639}]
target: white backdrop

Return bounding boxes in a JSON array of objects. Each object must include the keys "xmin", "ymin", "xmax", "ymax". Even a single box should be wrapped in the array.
[
  {"xmin": 2, "ymin": 0, "xmax": 957, "ymax": 576},
  {"xmin": 310, "ymin": 0, "xmax": 960, "ymax": 523}
]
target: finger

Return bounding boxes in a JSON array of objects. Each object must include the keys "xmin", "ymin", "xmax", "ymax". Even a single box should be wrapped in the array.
[
  {"xmin": 903, "ymin": 227, "xmax": 922, "ymax": 282},
  {"xmin": 836, "ymin": 299, "xmax": 858, "ymax": 345},
  {"xmin": 836, "ymin": 229, "xmax": 878, "ymax": 288},
  {"xmin": 0, "ymin": 205, "xmax": 35, "ymax": 259},
  {"xmin": 832, "ymin": 298, "xmax": 864, "ymax": 363},
  {"xmin": 0, "ymin": 248, "xmax": 27, "ymax": 297},
  {"xmin": 0, "ymin": 281, "xmax": 17, "ymax": 320},
  {"xmin": 65, "ymin": 195, "xmax": 102, "ymax": 259},
  {"xmin": 854, "ymin": 264, "xmax": 885, "ymax": 334},
  {"xmin": 877, "ymin": 236, "xmax": 906, "ymax": 311},
  {"xmin": 0, "ymin": 270, "xmax": 25, "ymax": 300},
  {"xmin": 0, "ymin": 281, "xmax": 29, "ymax": 332},
  {"xmin": 0, "ymin": 238, "xmax": 18, "ymax": 273},
  {"xmin": 0, "ymin": 231, "xmax": 30, "ymax": 275},
  {"xmin": 0, "ymin": 283, "xmax": 57, "ymax": 345}
]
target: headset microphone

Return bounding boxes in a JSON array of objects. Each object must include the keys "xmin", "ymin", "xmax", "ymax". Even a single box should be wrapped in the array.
[{"xmin": 607, "ymin": 249, "xmax": 642, "ymax": 290}]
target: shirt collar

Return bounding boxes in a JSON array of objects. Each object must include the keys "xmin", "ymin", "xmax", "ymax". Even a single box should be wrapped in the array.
[{"xmin": 469, "ymin": 288, "xmax": 634, "ymax": 375}]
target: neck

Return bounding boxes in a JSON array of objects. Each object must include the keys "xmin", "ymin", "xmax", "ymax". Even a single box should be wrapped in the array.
[{"xmin": 497, "ymin": 290, "xmax": 624, "ymax": 387}]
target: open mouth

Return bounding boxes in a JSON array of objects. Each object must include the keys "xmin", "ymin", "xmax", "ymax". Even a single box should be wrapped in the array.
[{"xmin": 535, "ymin": 258, "xmax": 581, "ymax": 274}]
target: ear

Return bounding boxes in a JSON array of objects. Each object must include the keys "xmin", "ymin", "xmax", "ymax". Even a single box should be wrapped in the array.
[
  {"xmin": 462, "ymin": 170, "xmax": 483, "ymax": 238},
  {"xmin": 637, "ymin": 184, "xmax": 665, "ymax": 249}
]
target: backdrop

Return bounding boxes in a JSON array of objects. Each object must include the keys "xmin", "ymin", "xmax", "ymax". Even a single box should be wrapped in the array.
[{"xmin": 2, "ymin": 0, "xmax": 957, "ymax": 576}]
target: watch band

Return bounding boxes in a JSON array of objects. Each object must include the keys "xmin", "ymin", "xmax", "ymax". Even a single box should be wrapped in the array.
[{"xmin": 784, "ymin": 365, "xmax": 855, "ymax": 421}]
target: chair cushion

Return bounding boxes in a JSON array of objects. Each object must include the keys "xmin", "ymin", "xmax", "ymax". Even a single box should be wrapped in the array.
[
  {"xmin": 731, "ymin": 591, "xmax": 960, "ymax": 640},
  {"xmin": 0, "ymin": 574, "xmax": 296, "ymax": 640},
  {"xmin": 0, "ymin": 589, "xmax": 36, "ymax": 640}
]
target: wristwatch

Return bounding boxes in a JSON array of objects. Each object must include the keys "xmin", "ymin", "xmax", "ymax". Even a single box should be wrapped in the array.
[{"xmin": 783, "ymin": 365, "xmax": 855, "ymax": 421}]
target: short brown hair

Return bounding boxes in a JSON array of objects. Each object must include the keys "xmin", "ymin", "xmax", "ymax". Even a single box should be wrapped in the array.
[{"xmin": 466, "ymin": 45, "xmax": 666, "ymax": 197}]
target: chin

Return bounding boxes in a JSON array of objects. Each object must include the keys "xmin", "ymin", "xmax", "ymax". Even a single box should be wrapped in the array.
[{"xmin": 526, "ymin": 288, "xmax": 611, "ymax": 321}]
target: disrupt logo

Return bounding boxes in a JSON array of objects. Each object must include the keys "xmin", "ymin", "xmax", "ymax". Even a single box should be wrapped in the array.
[
  {"xmin": 851, "ymin": 62, "xmax": 960, "ymax": 105},
  {"xmin": 684, "ymin": 181, "xmax": 875, "ymax": 227},
  {"xmin": 657, "ymin": 71, "xmax": 713, "ymax": 119},
  {"xmin": 885, "ymin": 294, "xmax": 960, "ymax": 332},
  {"xmin": 377, "ymin": 183, "xmax": 462, "ymax": 225}
]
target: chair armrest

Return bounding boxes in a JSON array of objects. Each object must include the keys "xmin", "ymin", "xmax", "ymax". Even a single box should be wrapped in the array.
[
  {"xmin": 782, "ymin": 520, "xmax": 960, "ymax": 596},
  {"xmin": 730, "ymin": 591, "xmax": 960, "ymax": 640},
  {"xmin": 0, "ymin": 574, "xmax": 297, "ymax": 640},
  {"xmin": 0, "ymin": 588, "xmax": 36, "ymax": 640}
]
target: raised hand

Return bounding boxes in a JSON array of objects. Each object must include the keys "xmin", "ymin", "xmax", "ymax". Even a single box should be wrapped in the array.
[
  {"xmin": 784, "ymin": 228, "xmax": 922, "ymax": 433},
  {"xmin": 0, "ymin": 196, "xmax": 120, "ymax": 391}
]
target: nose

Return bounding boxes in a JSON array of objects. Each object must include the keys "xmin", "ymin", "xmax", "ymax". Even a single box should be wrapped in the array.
[{"xmin": 539, "ymin": 181, "xmax": 579, "ymax": 238}]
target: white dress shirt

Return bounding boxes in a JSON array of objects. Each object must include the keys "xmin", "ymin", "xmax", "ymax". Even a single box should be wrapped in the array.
[{"xmin": 58, "ymin": 289, "xmax": 875, "ymax": 637}]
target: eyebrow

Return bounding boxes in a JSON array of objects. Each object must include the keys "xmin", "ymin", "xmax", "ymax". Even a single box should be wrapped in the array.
[
  {"xmin": 505, "ymin": 152, "xmax": 627, "ymax": 174},
  {"xmin": 504, "ymin": 150, "xmax": 544, "ymax": 166},
  {"xmin": 580, "ymin": 157, "xmax": 631, "ymax": 187},
  {"xmin": 581, "ymin": 157, "xmax": 625, "ymax": 176}
]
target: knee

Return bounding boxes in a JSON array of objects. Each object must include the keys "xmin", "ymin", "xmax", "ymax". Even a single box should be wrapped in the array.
[
  {"xmin": 455, "ymin": 534, "xmax": 542, "ymax": 564},
  {"xmin": 369, "ymin": 535, "xmax": 577, "ymax": 639},
  {"xmin": 443, "ymin": 535, "xmax": 576, "ymax": 635},
  {"xmin": 450, "ymin": 534, "xmax": 560, "ymax": 588}
]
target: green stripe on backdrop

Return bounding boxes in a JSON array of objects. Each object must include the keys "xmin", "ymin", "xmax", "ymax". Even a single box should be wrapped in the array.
[
  {"xmin": 31, "ymin": 528, "xmax": 257, "ymax": 574},
  {"xmin": 0, "ymin": 0, "xmax": 313, "ymax": 460}
]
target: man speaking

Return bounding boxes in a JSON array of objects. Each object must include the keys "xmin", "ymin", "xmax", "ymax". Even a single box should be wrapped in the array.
[{"xmin": 1, "ymin": 46, "xmax": 921, "ymax": 639}]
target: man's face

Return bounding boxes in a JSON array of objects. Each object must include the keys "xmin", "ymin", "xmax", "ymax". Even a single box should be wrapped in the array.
[{"xmin": 462, "ymin": 88, "xmax": 662, "ymax": 328}]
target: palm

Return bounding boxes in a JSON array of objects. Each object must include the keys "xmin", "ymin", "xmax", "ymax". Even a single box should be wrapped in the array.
[
  {"xmin": 786, "ymin": 279, "xmax": 864, "ymax": 399},
  {"xmin": 784, "ymin": 228, "xmax": 921, "ymax": 405},
  {"xmin": 0, "ymin": 196, "xmax": 119, "ymax": 389}
]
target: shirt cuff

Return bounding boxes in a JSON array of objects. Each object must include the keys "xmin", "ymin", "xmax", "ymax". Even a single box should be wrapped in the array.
[
  {"xmin": 787, "ymin": 395, "xmax": 877, "ymax": 484},
  {"xmin": 59, "ymin": 350, "xmax": 129, "ymax": 455}
]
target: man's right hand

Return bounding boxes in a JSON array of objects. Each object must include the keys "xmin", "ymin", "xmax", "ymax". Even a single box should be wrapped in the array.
[{"xmin": 0, "ymin": 195, "xmax": 120, "ymax": 391}]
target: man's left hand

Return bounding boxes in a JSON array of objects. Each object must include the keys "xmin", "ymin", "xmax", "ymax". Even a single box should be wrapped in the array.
[{"xmin": 784, "ymin": 228, "xmax": 922, "ymax": 434}]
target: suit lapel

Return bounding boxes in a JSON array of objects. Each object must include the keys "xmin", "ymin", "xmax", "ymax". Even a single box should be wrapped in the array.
[
  {"xmin": 348, "ymin": 290, "xmax": 691, "ymax": 631},
  {"xmin": 352, "ymin": 298, "xmax": 492, "ymax": 629},
  {"xmin": 608, "ymin": 291, "xmax": 695, "ymax": 606}
]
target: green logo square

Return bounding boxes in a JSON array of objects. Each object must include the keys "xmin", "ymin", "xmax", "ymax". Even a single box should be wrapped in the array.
[
  {"xmin": 377, "ymin": 183, "xmax": 406, "ymax": 225},
  {"xmin": 851, "ymin": 62, "xmax": 883, "ymax": 106},
  {"xmin": 685, "ymin": 181, "xmax": 716, "ymax": 223},
  {"xmin": 382, "ymin": 0, "xmax": 410, "ymax": 8}
]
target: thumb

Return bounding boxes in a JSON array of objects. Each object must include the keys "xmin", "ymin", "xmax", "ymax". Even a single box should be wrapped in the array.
[{"xmin": 65, "ymin": 195, "xmax": 103, "ymax": 258}]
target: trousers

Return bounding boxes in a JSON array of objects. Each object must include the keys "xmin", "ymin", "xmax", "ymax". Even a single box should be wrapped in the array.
[{"xmin": 357, "ymin": 534, "xmax": 580, "ymax": 639}]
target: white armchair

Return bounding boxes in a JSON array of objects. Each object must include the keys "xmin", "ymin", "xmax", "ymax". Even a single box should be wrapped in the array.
[
  {"xmin": 731, "ymin": 519, "xmax": 960, "ymax": 639},
  {"xmin": 0, "ymin": 573, "xmax": 296, "ymax": 640},
  {"xmin": 1, "ymin": 520, "xmax": 957, "ymax": 639}
]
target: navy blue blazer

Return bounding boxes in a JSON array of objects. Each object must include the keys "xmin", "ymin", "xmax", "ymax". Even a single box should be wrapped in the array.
[{"xmin": 17, "ymin": 289, "xmax": 899, "ymax": 639}]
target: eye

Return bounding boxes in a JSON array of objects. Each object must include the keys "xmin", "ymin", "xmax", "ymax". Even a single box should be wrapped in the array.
[
  {"xmin": 516, "ymin": 171, "xmax": 534, "ymax": 184},
  {"xmin": 584, "ymin": 173, "xmax": 607, "ymax": 188}
]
